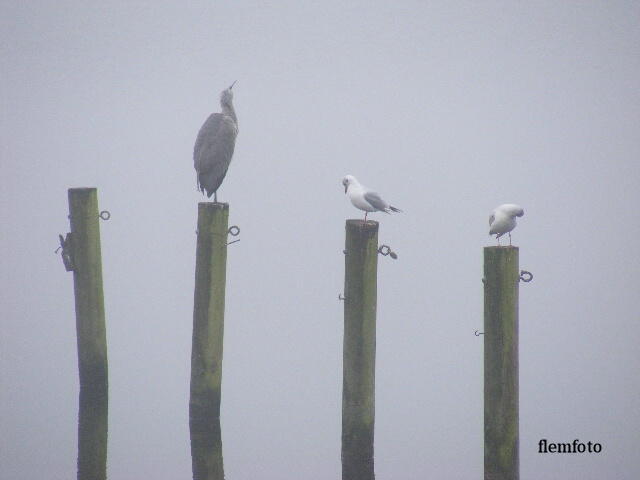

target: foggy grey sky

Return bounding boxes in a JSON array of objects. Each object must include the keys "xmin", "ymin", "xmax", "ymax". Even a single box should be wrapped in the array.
[{"xmin": 2, "ymin": 1, "xmax": 639, "ymax": 479}]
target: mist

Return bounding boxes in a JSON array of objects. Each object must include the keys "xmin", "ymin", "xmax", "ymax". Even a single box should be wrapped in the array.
[{"xmin": 2, "ymin": 1, "xmax": 639, "ymax": 478}]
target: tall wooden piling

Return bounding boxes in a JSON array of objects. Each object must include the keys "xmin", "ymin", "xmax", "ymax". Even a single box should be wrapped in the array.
[
  {"xmin": 342, "ymin": 220, "xmax": 378, "ymax": 480},
  {"xmin": 190, "ymin": 202, "xmax": 229, "ymax": 480},
  {"xmin": 484, "ymin": 246, "xmax": 519, "ymax": 480},
  {"xmin": 68, "ymin": 188, "xmax": 108, "ymax": 480}
]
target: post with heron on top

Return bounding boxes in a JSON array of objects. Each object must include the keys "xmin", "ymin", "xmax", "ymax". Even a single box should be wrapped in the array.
[
  {"xmin": 189, "ymin": 81, "xmax": 239, "ymax": 480},
  {"xmin": 484, "ymin": 203, "xmax": 526, "ymax": 480},
  {"xmin": 189, "ymin": 202, "xmax": 229, "ymax": 480}
]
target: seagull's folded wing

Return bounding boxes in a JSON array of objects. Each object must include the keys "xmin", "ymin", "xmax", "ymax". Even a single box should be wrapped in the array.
[{"xmin": 363, "ymin": 191, "xmax": 389, "ymax": 211}]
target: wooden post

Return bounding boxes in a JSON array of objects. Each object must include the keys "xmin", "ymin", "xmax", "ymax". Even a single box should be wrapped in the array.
[
  {"xmin": 484, "ymin": 246, "xmax": 519, "ymax": 480},
  {"xmin": 342, "ymin": 220, "xmax": 378, "ymax": 480},
  {"xmin": 190, "ymin": 202, "xmax": 228, "ymax": 480},
  {"xmin": 67, "ymin": 188, "xmax": 108, "ymax": 480}
]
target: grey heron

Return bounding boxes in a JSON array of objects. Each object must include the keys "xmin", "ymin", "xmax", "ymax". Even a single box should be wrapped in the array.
[
  {"xmin": 193, "ymin": 81, "xmax": 239, "ymax": 202},
  {"xmin": 342, "ymin": 175, "xmax": 402, "ymax": 222},
  {"xmin": 489, "ymin": 204, "xmax": 524, "ymax": 245}
]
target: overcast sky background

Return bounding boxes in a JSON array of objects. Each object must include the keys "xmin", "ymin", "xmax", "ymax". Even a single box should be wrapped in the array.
[{"xmin": 2, "ymin": 1, "xmax": 639, "ymax": 479}]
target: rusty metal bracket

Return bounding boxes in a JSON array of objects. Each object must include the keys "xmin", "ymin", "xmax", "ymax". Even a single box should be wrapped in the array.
[{"xmin": 56, "ymin": 233, "xmax": 75, "ymax": 271}]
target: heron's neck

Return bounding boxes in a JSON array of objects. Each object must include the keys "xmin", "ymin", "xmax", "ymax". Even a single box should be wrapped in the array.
[{"xmin": 222, "ymin": 103, "xmax": 237, "ymax": 124}]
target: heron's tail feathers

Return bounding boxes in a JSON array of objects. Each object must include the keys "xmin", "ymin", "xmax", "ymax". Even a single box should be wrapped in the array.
[
  {"xmin": 198, "ymin": 172, "xmax": 217, "ymax": 198},
  {"xmin": 388, "ymin": 205, "xmax": 402, "ymax": 213}
]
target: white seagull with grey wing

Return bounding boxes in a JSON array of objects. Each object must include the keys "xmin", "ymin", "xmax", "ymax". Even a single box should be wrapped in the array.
[
  {"xmin": 342, "ymin": 175, "xmax": 402, "ymax": 222},
  {"xmin": 194, "ymin": 81, "xmax": 239, "ymax": 202},
  {"xmin": 489, "ymin": 203, "xmax": 524, "ymax": 245}
]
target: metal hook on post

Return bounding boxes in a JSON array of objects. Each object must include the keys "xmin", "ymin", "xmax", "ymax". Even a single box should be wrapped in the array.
[
  {"xmin": 377, "ymin": 244, "xmax": 398, "ymax": 260},
  {"xmin": 98, "ymin": 210, "xmax": 111, "ymax": 221},
  {"xmin": 519, "ymin": 270, "xmax": 533, "ymax": 283},
  {"xmin": 475, "ymin": 330, "xmax": 484, "ymax": 336},
  {"xmin": 227, "ymin": 225, "xmax": 240, "ymax": 245}
]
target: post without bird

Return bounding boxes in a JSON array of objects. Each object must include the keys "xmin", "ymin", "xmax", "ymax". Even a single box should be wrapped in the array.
[
  {"xmin": 190, "ymin": 202, "xmax": 229, "ymax": 480},
  {"xmin": 67, "ymin": 188, "xmax": 108, "ymax": 480},
  {"xmin": 342, "ymin": 220, "xmax": 378, "ymax": 480},
  {"xmin": 484, "ymin": 246, "xmax": 519, "ymax": 480}
]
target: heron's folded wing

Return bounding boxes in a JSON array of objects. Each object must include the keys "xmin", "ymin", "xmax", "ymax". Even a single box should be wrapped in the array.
[{"xmin": 194, "ymin": 113, "xmax": 237, "ymax": 174}]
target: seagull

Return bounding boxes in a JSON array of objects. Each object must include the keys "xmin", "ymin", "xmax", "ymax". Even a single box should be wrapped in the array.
[
  {"xmin": 342, "ymin": 175, "xmax": 402, "ymax": 222},
  {"xmin": 489, "ymin": 204, "xmax": 524, "ymax": 245},
  {"xmin": 193, "ymin": 81, "xmax": 239, "ymax": 202}
]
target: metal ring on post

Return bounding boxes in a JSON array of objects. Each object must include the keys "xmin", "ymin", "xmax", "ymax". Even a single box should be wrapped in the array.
[
  {"xmin": 98, "ymin": 210, "xmax": 111, "ymax": 221},
  {"xmin": 519, "ymin": 270, "xmax": 533, "ymax": 282},
  {"xmin": 377, "ymin": 244, "xmax": 398, "ymax": 260},
  {"xmin": 475, "ymin": 330, "xmax": 484, "ymax": 336},
  {"xmin": 227, "ymin": 225, "xmax": 240, "ymax": 245}
]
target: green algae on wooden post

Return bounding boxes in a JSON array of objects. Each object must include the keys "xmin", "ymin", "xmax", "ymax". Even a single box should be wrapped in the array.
[
  {"xmin": 68, "ymin": 188, "xmax": 108, "ymax": 480},
  {"xmin": 484, "ymin": 246, "xmax": 519, "ymax": 480},
  {"xmin": 190, "ymin": 202, "xmax": 229, "ymax": 480},
  {"xmin": 342, "ymin": 220, "xmax": 378, "ymax": 480},
  {"xmin": 77, "ymin": 388, "xmax": 108, "ymax": 480}
]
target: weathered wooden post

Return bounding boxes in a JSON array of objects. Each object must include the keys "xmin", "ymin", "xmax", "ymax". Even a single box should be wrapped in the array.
[
  {"xmin": 189, "ymin": 202, "xmax": 229, "ymax": 480},
  {"xmin": 342, "ymin": 220, "xmax": 378, "ymax": 480},
  {"xmin": 67, "ymin": 188, "xmax": 108, "ymax": 480},
  {"xmin": 484, "ymin": 246, "xmax": 519, "ymax": 480}
]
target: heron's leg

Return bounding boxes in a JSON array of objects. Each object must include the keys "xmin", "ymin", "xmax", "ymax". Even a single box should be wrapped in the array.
[
  {"xmin": 364, "ymin": 212, "xmax": 368, "ymax": 222},
  {"xmin": 214, "ymin": 191, "xmax": 217, "ymax": 203},
  {"xmin": 508, "ymin": 232, "xmax": 512, "ymax": 246},
  {"xmin": 496, "ymin": 234, "xmax": 501, "ymax": 246}
]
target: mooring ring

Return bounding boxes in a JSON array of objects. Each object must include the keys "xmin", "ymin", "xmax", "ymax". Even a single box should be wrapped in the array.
[{"xmin": 519, "ymin": 270, "xmax": 533, "ymax": 282}]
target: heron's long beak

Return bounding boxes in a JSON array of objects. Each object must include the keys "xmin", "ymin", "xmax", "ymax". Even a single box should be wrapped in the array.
[
  {"xmin": 229, "ymin": 80, "xmax": 237, "ymax": 89},
  {"xmin": 344, "ymin": 185, "xmax": 348, "ymax": 194}
]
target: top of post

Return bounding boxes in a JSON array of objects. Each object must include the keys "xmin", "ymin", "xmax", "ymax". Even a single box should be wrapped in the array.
[
  {"xmin": 68, "ymin": 187, "xmax": 98, "ymax": 201},
  {"xmin": 484, "ymin": 245, "xmax": 519, "ymax": 252},
  {"xmin": 198, "ymin": 202, "xmax": 229, "ymax": 213},
  {"xmin": 68, "ymin": 187, "xmax": 97, "ymax": 194},
  {"xmin": 345, "ymin": 219, "xmax": 379, "ymax": 239}
]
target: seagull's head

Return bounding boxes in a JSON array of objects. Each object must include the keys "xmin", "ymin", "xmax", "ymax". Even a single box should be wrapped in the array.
[
  {"xmin": 342, "ymin": 175, "xmax": 357, "ymax": 193},
  {"xmin": 220, "ymin": 81, "xmax": 236, "ymax": 106}
]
